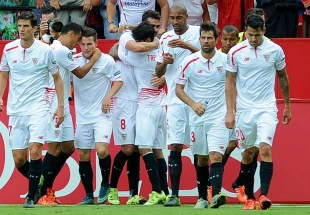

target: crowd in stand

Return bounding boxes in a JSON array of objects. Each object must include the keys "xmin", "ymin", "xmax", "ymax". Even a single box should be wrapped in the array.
[{"xmin": 0, "ymin": 0, "xmax": 310, "ymax": 40}]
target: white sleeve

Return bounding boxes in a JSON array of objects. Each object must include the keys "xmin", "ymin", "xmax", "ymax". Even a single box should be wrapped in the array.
[
  {"xmin": 103, "ymin": 56, "xmax": 122, "ymax": 82},
  {"xmin": 275, "ymin": 47, "xmax": 286, "ymax": 70},
  {"xmin": 155, "ymin": 38, "xmax": 164, "ymax": 63},
  {"xmin": 175, "ymin": 59, "xmax": 189, "ymax": 85},
  {"xmin": 53, "ymin": 47, "xmax": 79, "ymax": 72},
  {"xmin": 226, "ymin": 49, "xmax": 238, "ymax": 73},
  {"xmin": 46, "ymin": 49, "xmax": 59, "ymax": 75},
  {"xmin": 0, "ymin": 49, "xmax": 9, "ymax": 72}
]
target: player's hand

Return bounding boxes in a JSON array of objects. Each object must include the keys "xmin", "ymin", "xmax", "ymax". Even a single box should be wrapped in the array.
[
  {"xmin": 101, "ymin": 97, "xmax": 111, "ymax": 114},
  {"xmin": 108, "ymin": 23, "xmax": 118, "ymax": 33},
  {"xmin": 0, "ymin": 98, "xmax": 4, "ymax": 112},
  {"xmin": 163, "ymin": 53, "xmax": 174, "ymax": 64},
  {"xmin": 36, "ymin": 0, "xmax": 45, "ymax": 9},
  {"xmin": 153, "ymin": 38, "xmax": 159, "ymax": 47},
  {"xmin": 191, "ymin": 102, "xmax": 205, "ymax": 117},
  {"xmin": 118, "ymin": 24, "xmax": 130, "ymax": 33},
  {"xmin": 50, "ymin": 0, "xmax": 60, "ymax": 10},
  {"xmin": 151, "ymin": 74, "xmax": 165, "ymax": 87},
  {"xmin": 157, "ymin": 27, "xmax": 167, "ymax": 38},
  {"xmin": 40, "ymin": 21, "xmax": 49, "ymax": 36},
  {"xmin": 53, "ymin": 107, "xmax": 64, "ymax": 128},
  {"xmin": 282, "ymin": 106, "xmax": 292, "ymax": 125},
  {"xmin": 81, "ymin": 0, "xmax": 92, "ymax": 12},
  {"xmin": 225, "ymin": 112, "xmax": 235, "ymax": 129},
  {"xmin": 91, "ymin": 48, "xmax": 102, "ymax": 61},
  {"xmin": 168, "ymin": 39, "xmax": 188, "ymax": 49}
]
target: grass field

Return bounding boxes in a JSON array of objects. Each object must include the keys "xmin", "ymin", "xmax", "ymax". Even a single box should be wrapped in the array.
[{"xmin": 1, "ymin": 204, "xmax": 310, "ymax": 215}]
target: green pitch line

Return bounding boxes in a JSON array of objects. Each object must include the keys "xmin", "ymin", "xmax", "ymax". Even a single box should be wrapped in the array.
[{"xmin": 0, "ymin": 204, "xmax": 310, "ymax": 215}]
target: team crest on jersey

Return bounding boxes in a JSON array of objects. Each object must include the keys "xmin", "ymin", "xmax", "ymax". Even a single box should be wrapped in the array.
[
  {"xmin": 92, "ymin": 68, "xmax": 98, "ymax": 74},
  {"xmin": 32, "ymin": 58, "xmax": 38, "ymax": 65},
  {"xmin": 264, "ymin": 54, "xmax": 270, "ymax": 62},
  {"xmin": 54, "ymin": 130, "xmax": 60, "ymax": 137},
  {"xmin": 68, "ymin": 53, "xmax": 73, "ymax": 60},
  {"xmin": 217, "ymin": 66, "xmax": 223, "ymax": 73},
  {"xmin": 122, "ymin": 134, "xmax": 127, "ymax": 140}
]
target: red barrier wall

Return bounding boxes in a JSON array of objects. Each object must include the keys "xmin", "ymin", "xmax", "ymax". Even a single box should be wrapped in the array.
[{"xmin": 0, "ymin": 39, "xmax": 310, "ymax": 204}]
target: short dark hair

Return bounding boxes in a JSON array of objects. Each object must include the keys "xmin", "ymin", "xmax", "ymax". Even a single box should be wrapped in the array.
[
  {"xmin": 17, "ymin": 11, "xmax": 37, "ymax": 27},
  {"xmin": 132, "ymin": 22, "xmax": 155, "ymax": 42},
  {"xmin": 82, "ymin": 27, "xmax": 97, "ymax": 41},
  {"xmin": 222, "ymin": 25, "xmax": 239, "ymax": 37},
  {"xmin": 61, "ymin": 22, "xmax": 83, "ymax": 35},
  {"xmin": 141, "ymin": 10, "xmax": 161, "ymax": 22},
  {"xmin": 40, "ymin": 6, "xmax": 56, "ymax": 18},
  {"xmin": 245, "ymin": 14, "xmax": 264, "ymax": 31},
  {"xmin": 200, "ymin": 22, "xmax": 218, "ymax": 39},
  {"xmin": 246, "ymin": 8, "xmax": 264, "ymax": 19}
]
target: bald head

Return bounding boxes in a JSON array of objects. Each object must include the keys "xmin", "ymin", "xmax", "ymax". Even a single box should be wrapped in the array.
[{"xmin": 170, "ymin": 3, "xmax": 187, "ymax": 15}]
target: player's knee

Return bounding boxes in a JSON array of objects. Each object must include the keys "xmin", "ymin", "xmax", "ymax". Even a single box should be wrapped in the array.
[
  {"xmin": 78, "ymin": 149, "xmax": 91, "ymax": 161},
  {"xmin": 61, "ymin": 141, "xmax": 75, "ymax": 155},
  {"xmin": 153, "ymin": 149, "xmax": 164, "ymax": 159},
  {"xmin": 121, "ymin": 145, "xmax": 135, "ymax": 156},
  {"xmin": 259, "ymin": 143, "xmax": 272, "ymax": 159},
  {"xmin": 196, "ymin": 155, "xmax": 208, "ymax": 166},
  {"xmin": 13, "ymin": 151, "xmax": 27, "ymax": 167},
  {"xmin": 138, "ymin": 146, "xmax": 152, "ymax": 156},
  {"xmin": 96, "ymin": 148, "xmax": 108, "ymax": 158},
  {"xmin": 170, "ymin": 144, "xmax": 183, "ymax": 152},
  {"xmin": 209, "ymin": 151, "xmax": 222, "ymax": 163},
  {"xmin": 48, "ymin": 143, "xmax": 62, "ymax": 156},
  {"xmin": 242, "ymin": 147, "xmax": 255, "ymax": 163},
  {"xmin": 29, "ymin": 143, "xmax": 43, "ymax": 160}
]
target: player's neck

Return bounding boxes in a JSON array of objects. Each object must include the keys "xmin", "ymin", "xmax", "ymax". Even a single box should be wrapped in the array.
[
  {"xmin": 175, "ymin": 25, "xmax": 189, "ymax": 35},
  {"xmin": 201, "ymin": 49, "xmax": 216, "ymax": 60},
  {"xmin": 20, "ymin": 37, "xmax": 35, "ymax": 49}
]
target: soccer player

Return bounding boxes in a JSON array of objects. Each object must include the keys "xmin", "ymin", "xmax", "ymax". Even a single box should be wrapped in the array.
[
  {"xmin": 220, "ymin": 25, "xmax": 240, "ymax": 54},
  {"xmin": 37, "ymin": 22, "xmax": 102, "ymax": 205},
  {"xmin": 0, "ymin": 11, "xmax": 64, "ymax": 208},
  {"xmin": 175, "ymin": 22, "xmax": 228, "ymax": 209},
  {"xmin": 108, "ymin": 10, "xmax": 163, "ymax": 205},
  {"xmin": 73, "ymin": 27, "xmax": 123, "ymax": 205},
  {"xmin": 155, "ymin": 3, "xmax": 201, "ymax": 206},
  {"xmin": 225, "ymin": 14, "xmax": 291, "ymax": 210},
  {"xmin": 121, "ymin": 22, "xmax": 167, "ymax": 205}
]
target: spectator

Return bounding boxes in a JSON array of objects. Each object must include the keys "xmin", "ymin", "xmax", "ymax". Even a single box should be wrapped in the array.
[
  {"xmin": 262, "ymin": 0, "xmax": 299, "ymax": 38},
  {"xmin": 106, "ymin": 0, "xmax": 169, "ymax": 36},
  {"xmin": 166, "ymin": 0, "xmax": 210, "ymax": 29},
  {"xmin": 100, "ymin": 0, "xmax": 119, "ymax": 39},
  {"xmin": 298, "ymin": 0, "xmax": 310, "ymax": 37},
  {"xmin": 207, "ymin": 0, "xmax": 254, "ymax": 32},
  {"xmin": 50, "ymin": 0, "xmax": 89, "ymax": 27},
  {"xmin": 36, "ymin": 6, "xmax": 57, "ymax": 41},
  {"xmin": 208, "ymin": 2, "xmax": 218, "ymax": 27}
]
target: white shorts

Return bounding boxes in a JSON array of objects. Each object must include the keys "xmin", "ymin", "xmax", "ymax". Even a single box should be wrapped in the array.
[
  {"xmin": 235, "ymin": 109, "xmax": 278, "ymax": 152},
  {"xmin": 167, "ymin": 104, "xmax": 190, "ymax": 146},
  {"xmin": 8, "ymin": 110, "xmax": 49, "ymax": 150},
  {"xmin": 112, "ymin": 97, "xmax": 137, "ymax": 145},
  {"xmin": 190, "ymin": 122, "xmax": 229, "ymax": 156},
  {"xmin": 135, "ymin": 106, "xmax": 166, "ymax": 149},
  {"xmin": 229, "ymin": 129, "xmax": 237, "ymax": 142},
  {"xmin": 75, "ymin": 114, "xmax": 113, "ymax": 149},
  {"xmin": 45, "ymin": 113, "xmax": 74, "ymax": 143}
]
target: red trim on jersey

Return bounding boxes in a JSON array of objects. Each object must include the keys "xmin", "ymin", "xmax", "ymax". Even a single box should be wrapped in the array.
[
  {"xmin": 207, "ymin": 60, "xmax": 210, "ymax": 70},
  {"xmin": 5, "ymin": 46, "xmax": 18, "ymax": 52},
  {"xmin": 161, "ymin": 34, "xmax": 174, "ymax": 45},
  {"xmin": 231, "ymin": 45, "xmax": 247, "ymax": 66},
  {"xmin": 119, "ymin": 0, "xmax": 128, "ymax": 24},
  {"xmin": 74, "ymin": 55, "xmax": 83, "ymax": 59},
  {"xmin": 181, "ymin": 57, "xmax": 200, "ymax": 78}
]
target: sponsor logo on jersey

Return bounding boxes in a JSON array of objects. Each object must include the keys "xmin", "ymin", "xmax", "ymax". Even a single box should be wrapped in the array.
[
  {"xmin": 92, "ymin": 68, "xmax": 98, "ymax": 74},
  {"xmin": 197, "ymin": 69, "xmax": 203, "ymax": 74},
  {"xmin": 32, "ymin": 58, "xmax": 38, "ymax": 65},
  {"xmin": 54, "ymin": 130, "xmax": 60, "ymax": 137},
  {"xmin": 114, "ymin": 71, "xmax": 121, "ymax": 76},
  {"xmin": 122, "ymin": 134, "xmax": 127, "ymax": 140},
  {"xmin": 244, "ymin": 57, "xmax": 250, "ymax": 61}
]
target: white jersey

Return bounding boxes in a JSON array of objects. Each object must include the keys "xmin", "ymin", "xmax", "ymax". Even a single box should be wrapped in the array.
[
  {"xmin": 73, "ymin": 53, "xmax": 121, "ymax": 124},
  {"xmin": 156, "ymin": 25, "xmax": 201, "ymax": 105},
  {"xmin": 49, "ymin": 40, "xmax": 79, "ymax": 115},
  {"xmin": 118, "ymin": 0, "xmax": 155, "ymax": 26},
  {"xmin": 226, "ymin": 39, "xmax": 286, "ymax": 111},
  {"xmin": 116, "ymin": 31, "xmax": 138, "ymax": 101},
  {"xmin": 167, "ymin": 0, "xmax": 204, "ymax": 28},
  {"xmin": 176, "ymin": 50, "xmax": 227, "ymax": 126},
  {"xmin": 0, "ymin": 39, "xmax": 59, "ymax": 115},
  {"xmin": 122, "ymin": 47, "xmax": 166, "ymax": 108}
]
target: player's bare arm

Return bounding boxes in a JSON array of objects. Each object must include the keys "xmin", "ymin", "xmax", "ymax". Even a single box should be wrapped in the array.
[
  {"xmin": 225, "ymin": 71, "xmax": 237, "ymax": 129},
  {"xmin": 207, "ymin": 0, "xmax": 217, "ymax": 4},
  {"xmin": 151, "ymin": 74, "xmax": 166, "ymax": 87},
  {"xmin": 102, "ymin": 80, "xmax": 123, "ymax": 114},
  {"xmin": 72, "ymin": 48, "xmax": 102, "ymax": 78},
  {"xmin": 52, "ymin": 71, "xmax": 65, "ymax": 126},
  {"xmin": 0, "ymin": 71, "xmax": 8, "ymax": 112},
  {"xmin": 107, "ymin": 0, "xmax": 118, "ymax": 33},
  {"xmin": 125, "ymin": 38, "xmax": 159, "ymax": 53},
  {"xmin": 176, "ymin": 84, "xmax": 205, "ymax": 117},
  {"xmin": 168, "ymin": 39, "xmax": 199, "ymax": 53},
  {"xmin": 109, "ymin": 43, "xmax": 120, "ymax": 60},
  {"xmin": 277, "ymin": 67, "xmax": 292, "ymax": 124},
  {"xmin": 157, "ymin": 0, "xmax": 169, "ymax": 36}
]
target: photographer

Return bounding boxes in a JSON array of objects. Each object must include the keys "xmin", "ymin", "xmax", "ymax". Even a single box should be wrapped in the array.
[{"xmin": 37, "ymin": 6, "xmax": 63, "ymax": 44}]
